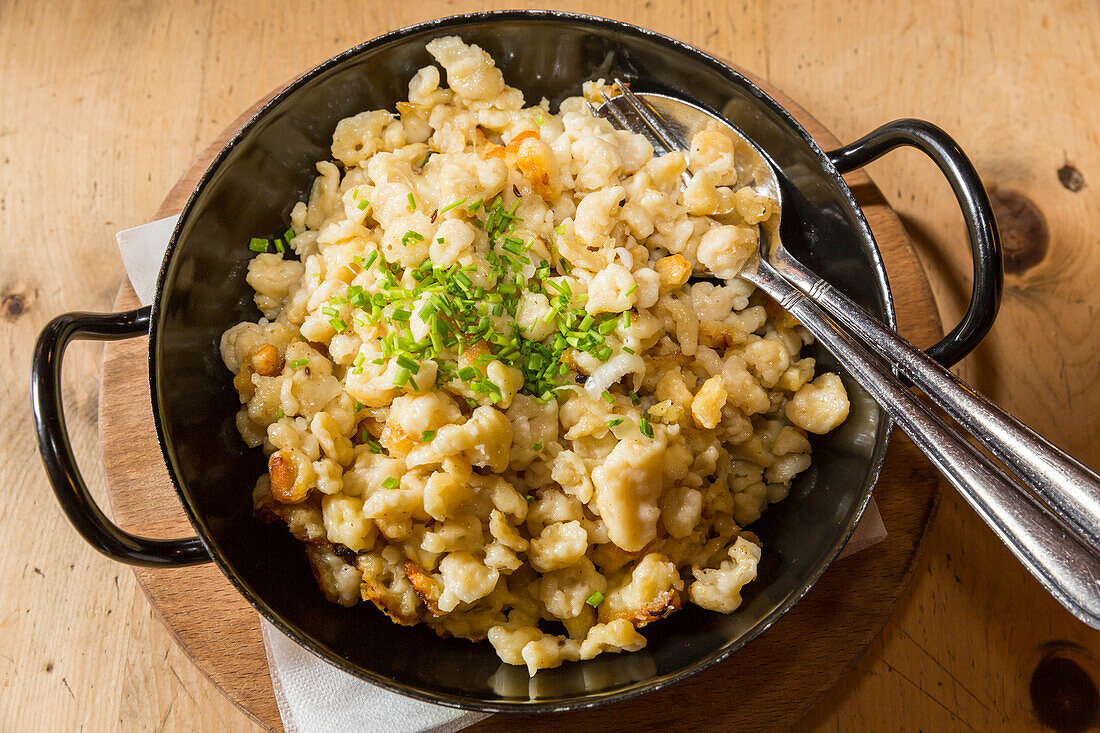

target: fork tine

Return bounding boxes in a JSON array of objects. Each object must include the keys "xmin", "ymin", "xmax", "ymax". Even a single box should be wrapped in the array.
[
  {"xmin": 612, "ymin": 78, "xmax": 684, "ymax": 152},
  {"xmin": 599, "ymin": 91, "xmax": 633, "ymax": 131},
  {"xmin": 609, "ymin": 79, "xmax": 692, "ymax": 186}
]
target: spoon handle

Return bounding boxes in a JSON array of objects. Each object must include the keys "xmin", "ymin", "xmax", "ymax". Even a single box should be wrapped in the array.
[
  {"xmin": 772, "ymin": 250, "xmax": 1100, "ymax": 552},
  {"xmin": 745, "ymin": 262, "xmax": 1100, "ymax": 628}
]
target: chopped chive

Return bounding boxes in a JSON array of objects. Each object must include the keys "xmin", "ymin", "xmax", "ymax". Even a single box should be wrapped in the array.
[
  {"xmin": 392, "ymin": 309, "xmax": 411, "ymax": 321},
  {"xmin": 288, "ymin": 358, "xmax": 310, "ymax": 368},
  {"xmin": 274, "ymin": 239, "xmax": 285, "ymax": 254},
  {"xmin": 624, "ymin": 284, "xmax": 638, "ymax": 296},
  {"xmin": 585, "ymin": 591, "xmax": 604, "ymax": 607},
  {"xmin": 554, "ymin": 223, "xmax": 566, "ymax": 235},
  {"xmin": 598, "ymin": 318, "xmax": 618, "ymax": 334},
  {"xmin": 607, "ymin": 417, "xmax": 624, "ymax": 428},
  {"xmin": 530, "ymin": 442, "xmax": 542, "ymax": 451},
  {"xmin": 417, "ymin": 301, "xmax": 437, "ymax": 320},
  {"xmin": 622, "ymin": 311, "xmax": 632, "ymax": 328},
  {"xmin": 363, "ymin": 251, "xmax": 378, "ymax": 269},
  {"xmin": 285, "ymin": 227, "xmax": 295, "ymax": 241},
  {"xmin": 275, "ymin": 408, "xmax": 284, "ymax": 419},
  {"xmin": 535, "ymin": 114, "xmax": 545, "ymax": 125},
  {"xmin": 393, "ymin": 366, "xmax": 411, "ymax": 386},
  {"xmin": 249, "ymin": 237, "xmax": 268, "ymax": 253},
  {"xmin": 366, "ymin": 439, "xmax": 383, "ymax": 454},
  {"xmin": 402, "ymin": 230, "xmax": 425, "ymax": 246},
  {"xmin": 629, "ymin": 391, "xmax": 640, "ymax": 406},
  {"xmin": 439, "ymin": 197, "xmax": 467, "ymax": 214},
  {"xmin": 468, "ymin": 198, "xmax": 484, "ymax": 211},
  {"xmin": 353, "ymin": 401, "xmax": 363, "ymax": 412},
  {"xmin": 623, "ymin": 346, "xmax": 635, "ymax": 354},
  {"xmin": 330, "ymin": 317, "xmax": 347, "ymax": 333},
  {"xmin": 395, "ymin": 354, "xmax": 420, "ymax": 374},
  {"xmin": 421, "ymin": 430, "xmax": 435, "ymax": 442},
  {"xmin": 525, "ymin": 494, "xmax": 535, "ymax": 502},
  {"xmin": 602, "ymin": 391, "xmax": 614, "ymax": 405},
  {"xmin": 381, "ymin": 477, "xmax": 399, "ymax": 490},
  {"xmin": 321, "ymin": 305, "xmax": 339, "ymax": 317},
  {"xmin": 406, "ymin": 192, "xmax": 416, "ymax": 211},
  {"xmin": 639, "ymin": 415, "xmax": 654, "ymax": 438},
  {"xmin": 357, "ymin": 200, "xmax": 370, "ymax": 211}
]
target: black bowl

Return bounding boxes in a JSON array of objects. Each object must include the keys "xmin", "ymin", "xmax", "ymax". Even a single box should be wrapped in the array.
[
  {"xmin": 153, "ymin": 10, "xmax": 893, "ymax": 709},
  {"xmin": 33, "ymin": 9, "xmax": 1001, "ymax": 713}
]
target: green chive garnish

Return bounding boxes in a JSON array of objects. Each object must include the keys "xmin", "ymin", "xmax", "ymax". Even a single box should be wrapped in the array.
[
  {"xmin": 439, "ymin": 197, "xmax": 467, "ymax": 214},
  {"xmin": 382, "ymin": 477, "xmax": 399, "ymax": 490},
  {"xmin": 249, "ymin": 238, "xmax": 268, "ymax": 253},
  {"xmin": 585, "ymin": 591, "xmax": 605, "ymax": 607}
]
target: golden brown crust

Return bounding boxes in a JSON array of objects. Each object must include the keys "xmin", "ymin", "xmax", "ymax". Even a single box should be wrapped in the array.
[
  {"xmin": 699, "ymin": 319, "xmax": 749, "ymax": 349},
  {"xmin": 606, "ymin": 588, "xmax": 682, "ymax": 629},
  {"xmin": 654, "ymin": 254, "xmax": 692, "ymax": 293},
  {"xmin": 361, "ymin": 580, "xmax": 421, "ymax": 626},
  {"xmin": 249, "ymin": 343, "xmax": 282, "ymax": 377},
  {"xmin": 404, "ymin": 561, "xmax": 442, "ymax": 616},
  {"xmin": 268, "ymin": 450, "xmax": 300, "ymax": 504}
]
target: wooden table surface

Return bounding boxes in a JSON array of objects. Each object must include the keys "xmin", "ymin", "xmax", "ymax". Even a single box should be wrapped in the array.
[{"xmin": 4, "ymin": 1, "xmax": 1100, "ymax": 731}]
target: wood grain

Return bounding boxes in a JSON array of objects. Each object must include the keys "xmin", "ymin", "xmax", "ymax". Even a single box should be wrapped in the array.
[
  {"xmin": 5, "ymin": 1, "xmax": 1100, "ymax": 731},
  {"xmin": 95, "ymin": 61, "xmax": 942, "ymax": 730}
]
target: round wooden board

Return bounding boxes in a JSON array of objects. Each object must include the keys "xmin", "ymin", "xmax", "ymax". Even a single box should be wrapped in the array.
[{"xmin": 99, "ymin": 65, "xmax": 944, "ymax": 732}]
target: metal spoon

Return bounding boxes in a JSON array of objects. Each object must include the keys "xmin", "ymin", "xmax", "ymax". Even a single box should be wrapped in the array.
[{"xmin": 593, "ymin": 83, "xmax": 1100, "ymax": 628}]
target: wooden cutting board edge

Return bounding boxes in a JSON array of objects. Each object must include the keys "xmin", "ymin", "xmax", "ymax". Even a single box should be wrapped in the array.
[{"xmin": 99, "ymin": 63, "xmax": 945, "ymax": 732}]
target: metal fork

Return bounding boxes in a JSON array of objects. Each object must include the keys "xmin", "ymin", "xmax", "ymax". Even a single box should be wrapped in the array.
[{"xmin": 593, "ymin": 81, "xmax": 1100, "ymax": 628}]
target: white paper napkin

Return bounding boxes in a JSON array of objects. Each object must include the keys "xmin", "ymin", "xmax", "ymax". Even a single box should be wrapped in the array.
[{"xmin": 116, "ymin": 216, "xmax": 886, "ymax": 733}]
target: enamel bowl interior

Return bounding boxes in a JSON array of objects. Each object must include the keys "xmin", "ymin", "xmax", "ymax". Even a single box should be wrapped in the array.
[{"xmin": 151, "ymin": 11, "xmax": 892, "ymax": 711}]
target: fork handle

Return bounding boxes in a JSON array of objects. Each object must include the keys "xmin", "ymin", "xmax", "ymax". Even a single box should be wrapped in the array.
[
  {"xmin": 746, "ymin": 264, "xmax": 1100, "ymax": 628},
  {"xmin": 773, "ymin": 251, "xmax": 1100, "ymax": 553}
]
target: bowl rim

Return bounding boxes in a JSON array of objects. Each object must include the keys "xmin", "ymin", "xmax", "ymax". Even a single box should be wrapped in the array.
[{"xmin": 148, "ymin": 8, "xmax": 895, "ymax": 713}]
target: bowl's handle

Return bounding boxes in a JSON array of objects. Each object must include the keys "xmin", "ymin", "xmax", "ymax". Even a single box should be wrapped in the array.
[
  {"xmin": 826, "ymin": 119, "xmax": 1003, "ymax": 368},
  {"xmin": 31, "ymin": 306, "xmax": 210, "ymax": 567}
]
